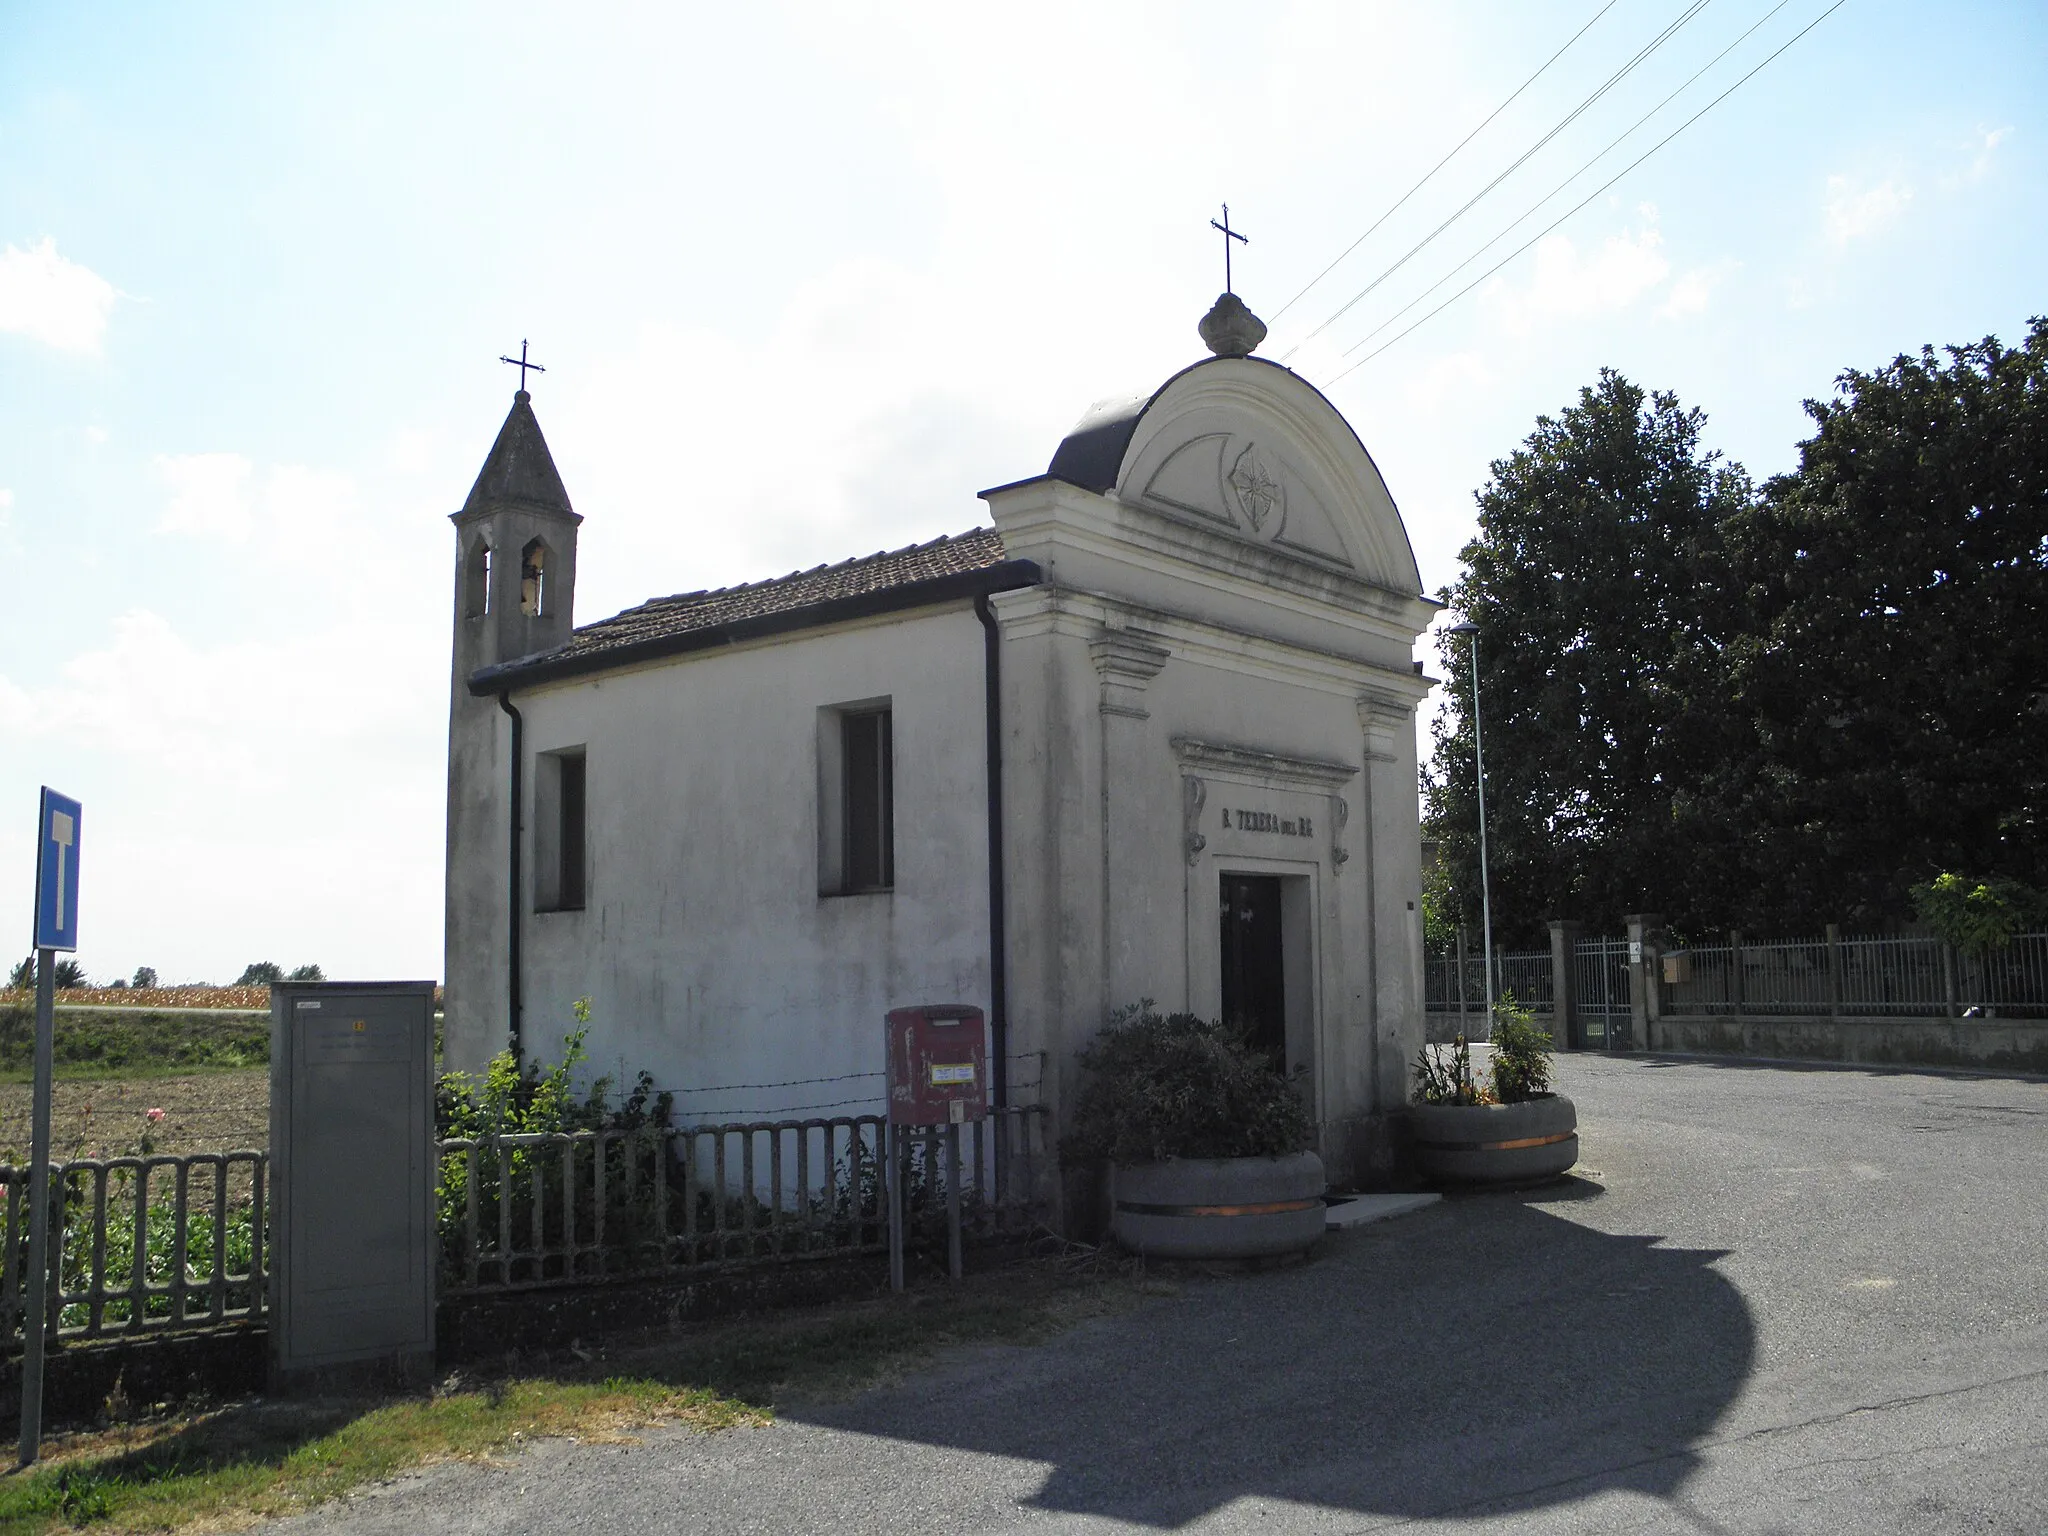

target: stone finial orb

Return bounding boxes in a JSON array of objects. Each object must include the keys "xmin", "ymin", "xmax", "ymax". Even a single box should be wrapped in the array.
[{"xmin": 1198, "ymin": 292, "xmax": 1268, "ymax": 358}]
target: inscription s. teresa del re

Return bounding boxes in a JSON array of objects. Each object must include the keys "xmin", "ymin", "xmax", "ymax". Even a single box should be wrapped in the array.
[{"xmin": 1221, "ymin": 808, "xmax": 1313, "ymax": 838}]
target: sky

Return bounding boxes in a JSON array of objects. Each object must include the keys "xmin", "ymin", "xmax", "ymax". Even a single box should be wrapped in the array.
[{"xmin": 1, "ymin": 0, "xmax": 2041, "ymax": 985}]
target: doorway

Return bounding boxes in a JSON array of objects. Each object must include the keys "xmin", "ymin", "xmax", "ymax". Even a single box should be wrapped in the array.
[{"xmin": 1219, "ymin": 874, "xmax": 1286, "ymax": 1069}]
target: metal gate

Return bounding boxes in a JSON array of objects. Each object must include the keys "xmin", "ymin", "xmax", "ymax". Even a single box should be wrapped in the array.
[{"xmin": 1572, "ymin": 938, "xmax": 1632, "ymax": 1047}]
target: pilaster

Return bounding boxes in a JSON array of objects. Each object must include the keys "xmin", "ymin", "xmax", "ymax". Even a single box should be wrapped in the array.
[
  {"xmin": 1091, "ymin": 630, "xmax": 1169, "ymax": 1016},
  {"xmin": 1358, "ymin": 686, "xmax": 1421, "ymax": 1113}
]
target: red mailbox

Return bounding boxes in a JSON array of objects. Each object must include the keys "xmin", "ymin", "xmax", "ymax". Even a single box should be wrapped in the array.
[{"xmin": 886, "ymin": 1004, "xmax": 988, "ymax": 1126}]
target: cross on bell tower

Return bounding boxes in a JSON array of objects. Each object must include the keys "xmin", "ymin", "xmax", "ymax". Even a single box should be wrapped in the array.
[{"xmin": 500, "ymin": 339, "xmax": 546, "ymax": 394}]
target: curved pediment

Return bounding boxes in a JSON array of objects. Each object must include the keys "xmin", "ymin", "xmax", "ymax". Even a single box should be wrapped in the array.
[{"xmin": 1101, "ymin": 357, "xmax": 1422, "ymax": 596}]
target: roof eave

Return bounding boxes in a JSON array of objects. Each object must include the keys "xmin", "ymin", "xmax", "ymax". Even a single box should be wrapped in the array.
[{"xmin": 468, "ymin": 557, "xmax": 1044, "ymax": 696}]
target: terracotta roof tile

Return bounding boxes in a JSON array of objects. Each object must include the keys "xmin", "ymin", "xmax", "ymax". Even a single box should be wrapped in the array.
[{"xmin": 550, "ymin": 526, "xmax": 1010, "ymax": 665}]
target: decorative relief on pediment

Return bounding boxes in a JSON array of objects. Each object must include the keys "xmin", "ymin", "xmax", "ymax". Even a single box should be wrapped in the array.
[
  {"xmin": 1135, "ymin": 429, "xmax": 1354, "ymax": 570},
  {"xmin": 1226, "ymin": 443, "xmax": 1282, "ymax": 533}
]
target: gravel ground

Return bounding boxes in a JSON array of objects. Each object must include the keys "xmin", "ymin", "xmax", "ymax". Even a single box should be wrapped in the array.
[{"xmin": 0, "ymin": 1068, "xmax": 268, "ymax": 1162}]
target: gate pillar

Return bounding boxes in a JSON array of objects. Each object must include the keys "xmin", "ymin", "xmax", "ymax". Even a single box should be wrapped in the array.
[
  {"xmin": 1623, "ymin": 915, "xmax": 1665, "ymax": 1053},
  {"xmin": 1548, "ymin": 920, "xmax": 1582, "ymax": 1051}
]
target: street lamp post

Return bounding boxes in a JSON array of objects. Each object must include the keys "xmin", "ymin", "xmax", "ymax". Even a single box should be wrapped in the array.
[{"xmin": 1446, "ymin": 621, "xmax": 1494, "ymax": 1031}]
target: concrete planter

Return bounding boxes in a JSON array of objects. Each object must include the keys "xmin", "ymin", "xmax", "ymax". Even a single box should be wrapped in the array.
[
  {"xmin": 1108, "ymin": 1151, "xmax": 1326, "ymax": 1259},
  {"xmin": 1409, "ymin": 1095, "xmax": 1578, "ymax": 1187}
]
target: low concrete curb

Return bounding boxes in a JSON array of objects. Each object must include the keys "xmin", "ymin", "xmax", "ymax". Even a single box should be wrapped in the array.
[{"xmin": 1323, "ymin": 1192, "xmax": 1441, "ymax": 1230}]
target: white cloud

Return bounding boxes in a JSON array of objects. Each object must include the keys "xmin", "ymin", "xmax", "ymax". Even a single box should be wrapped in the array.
[
  {"xmin": 1479, "ymin": 220, "xmax": 1672, "ymax": 336},
  {"xmin": 1967, "ymin": 125, "xmax": 2012, "ymax": 182},
  {"xmin": 155, "ymin": 452, "xmax": 256, "ymax": 540},
  {"xmin": 1824, "ymin": 175, "xmax": 1912, "ymax": 245},
  {"xmin": 0, "ymin": 487, "xmax": 12, "ymax": 528},
  {"xmin": 154, "ymin": 453, "xmax": 358, "ymax": 560},
  {"xmin": 1410, "ymin": 351, "xmax": 1494, "ymax": 409},
  {"xmin": 0, "ymin": 238, "xmax": 118, "ymax": 354},
  {"xmin": 0, "ymin": 604, "xmax": 440, "ymax": 785},
  {"xmin": 1656, "ymin": 259, "xmax": 1738, "ymax": 320}
]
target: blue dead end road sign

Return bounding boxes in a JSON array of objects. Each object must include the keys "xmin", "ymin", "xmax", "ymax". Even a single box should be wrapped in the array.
[{"xmin": 33, "ymin": 788, "xmax": 81, "ymax": 953}]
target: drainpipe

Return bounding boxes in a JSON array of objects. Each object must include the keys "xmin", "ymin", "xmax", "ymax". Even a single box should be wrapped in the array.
[
  {"xmin": 498, "ymin": 690, "xmax": 524, "ymax": 1067},
  {"xmin": 974, "ymin": 594, "xmax": 1009, "ymax": 1108}
]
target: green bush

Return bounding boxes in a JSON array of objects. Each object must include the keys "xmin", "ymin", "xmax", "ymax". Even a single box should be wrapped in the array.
[
  {"xmin": 1061, "ymin": 1003, "xmax": 1314, "ymax": 1166},
  {"xmin": 1913, "ymin": 873, "xmax": 2045, "ymax": 955},
  {"xmin": 1412, "ymin": 1033, "xmax": 1488, "ymax": 1106},
  {"xmin": 1412, "ymin": 994, "xmax": 1555, "ymax": 1106},
  {"xmin": 1486, "ymin": 996, "xmax": 1554, "ymax": 1103},
  {"xmin": 434, "ymin": 1000, "xmax": 676, "ymax": 1283}
]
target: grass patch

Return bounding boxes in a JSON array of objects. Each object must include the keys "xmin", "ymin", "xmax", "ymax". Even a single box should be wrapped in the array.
[
  {"xmin": 0, "ymin": 1380, "xmax": 756, "ymax": 1534},
  {"xmin": 0, "ymin": 1257, "xmax": 1145, "ymax": 1533},
  {"xmin": 0, "ymin": 1010, "xmax": 269, "ymax": 1082}
]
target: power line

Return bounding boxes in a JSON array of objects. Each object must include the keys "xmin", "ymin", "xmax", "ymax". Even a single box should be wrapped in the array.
[
  {"xmin": 1325, "ymin": 0, "xmax": 1850, "ymax": 386},
  {"xmin": 1268, "ymin": 0, "xmax": 1621, "ymax": 326},
  {"xmin": 1337, "ymin": 0, "xmax": 1797, "ymax": 363},
  {"xmin": 1281, "ymin": 0, "xmax": 1717, "ymax": 362}
]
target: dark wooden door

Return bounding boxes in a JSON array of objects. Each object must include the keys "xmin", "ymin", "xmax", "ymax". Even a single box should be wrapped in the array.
[{"xmin": 1220, "ymin": 874, "xmax": 1286, "ymax": 1069}]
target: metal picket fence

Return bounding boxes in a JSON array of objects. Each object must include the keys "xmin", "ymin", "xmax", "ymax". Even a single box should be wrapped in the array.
[
  {"xmin": 2, "ymin": 1151, "xmax": 268, "ymax": 1348},
  {"xmin": 436, "ymin": 1104, "xmax": 1049, "ymax": 1295},
  {"xmin": 1424, "ymin": 947, "xmax": 1553, "ymax": 1039},
  {"xmin": 1662, "ymin": 931, "xmax": 2047, "ymax": 1019}
]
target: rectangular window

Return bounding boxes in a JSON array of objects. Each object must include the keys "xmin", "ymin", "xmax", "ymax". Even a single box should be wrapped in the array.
[
  {"xmin": 842, "ymin": 707, "xmax": 894, "ymax": 891},
  {"xmin": 557, "ymin": 751, "xmax": 586, "ymax": 909},
  {"xmin": 535, "ymin": 746, "xmax": 587, "ymax": 912}
]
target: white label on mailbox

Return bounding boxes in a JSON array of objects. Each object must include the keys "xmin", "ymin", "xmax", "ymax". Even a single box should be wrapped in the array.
[
  {"xmin": 930, "ymin": 1062, "xmax": 976, "ymax": 1086},
  {"xmin": 297, "ymin": 1000, "xmax": 323, "ymax": 1010}
]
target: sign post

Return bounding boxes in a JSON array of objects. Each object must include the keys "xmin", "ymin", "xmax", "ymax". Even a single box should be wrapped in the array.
[{"xmin": 20, "ymin": 788, "xmax": 81, "ymax": 1467}]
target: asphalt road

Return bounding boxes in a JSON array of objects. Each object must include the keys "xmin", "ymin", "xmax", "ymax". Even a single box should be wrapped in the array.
[{"xmin": 281, "ymin": 1053, "xmax": 2048, "ymax": 1533}]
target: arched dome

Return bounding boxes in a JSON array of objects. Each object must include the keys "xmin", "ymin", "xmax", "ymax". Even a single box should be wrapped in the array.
[{"xmin": 1045, "ymin": 355, "xmax": 1422, "ymax": 598}]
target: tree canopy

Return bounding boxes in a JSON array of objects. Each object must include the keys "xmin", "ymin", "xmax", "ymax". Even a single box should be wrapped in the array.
[
  {"xmin": 1425, "ymin": 369, "xmax": 1753, "ymax": 940},
  {"xmin": 1426, "ymin": 319, "xmax": 2048, "ymax": 941}
]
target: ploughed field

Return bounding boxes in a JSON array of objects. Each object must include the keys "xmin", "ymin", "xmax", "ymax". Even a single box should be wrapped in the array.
[{"xmin": 0, "ymin": 1068, "xmax": 269, "ymax": 1162}]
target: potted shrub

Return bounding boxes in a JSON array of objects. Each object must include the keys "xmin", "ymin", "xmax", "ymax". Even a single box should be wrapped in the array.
[
  {"xmin": 1408, "ymin": 998, "xmax": 1578, "ymax": 1186},
  {"xmin": 1063, "ymin": 1005, "xmax": 1324, "ymax": 1259}
]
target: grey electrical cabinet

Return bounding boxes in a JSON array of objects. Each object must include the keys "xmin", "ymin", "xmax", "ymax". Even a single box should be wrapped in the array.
[{"xmin": 269, "ymin": 980, "xmax": 437, "ymax": 1391}]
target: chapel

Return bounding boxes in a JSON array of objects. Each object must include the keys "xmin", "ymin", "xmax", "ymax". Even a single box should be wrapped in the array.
[{"xmin": 443, "ymin": 294, "xmax": 1437, "ymax": 1191}]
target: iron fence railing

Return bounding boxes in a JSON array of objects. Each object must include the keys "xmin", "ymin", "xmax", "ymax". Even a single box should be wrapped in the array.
[
  {"xmin": 1430, "ymin": 929, "xmax": 2048, "ymax": 1031},
  {"xmin": 1662, "ymin": 931, "xmax": 2047, "ymax": 1019},
  {"xmin": 435, "ymin": 1104, "xmax": 1049, "ymax": 1296},
  {"xmin": 1423, "ymin": 950, "xmax": 1554, "ymax": 1021},
  {"xmin": 1496, "ymin": 951, "xmax": 1555, "ymax": 1014},
  {"xmin": 3, "ymin": 1150, "xmax": 267, "ymax": 1348}
]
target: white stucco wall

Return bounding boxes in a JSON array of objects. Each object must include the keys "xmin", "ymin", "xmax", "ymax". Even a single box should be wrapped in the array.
[
  {"xmin": 442, "ymin": 351, "xmax": 1437, "ymax": 1206},
  {"xmin": 500, "ymin": 602, "xmax": 993, "ymax": 1123}
]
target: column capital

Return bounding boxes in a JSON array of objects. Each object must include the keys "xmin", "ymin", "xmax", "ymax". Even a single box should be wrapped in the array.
[
  {"xmin": 1092, "ymin": 630, "xmax": 1169, "ymax": 719},
  {"xmin": 1356, "ymin": 688, "xmax": 1412, "ymax": 762}
]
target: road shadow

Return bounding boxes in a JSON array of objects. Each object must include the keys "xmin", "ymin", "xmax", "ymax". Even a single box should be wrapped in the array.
[{"xmin": 788, "ymin": 1197, "xmax": 1754, "ymax": 1527}]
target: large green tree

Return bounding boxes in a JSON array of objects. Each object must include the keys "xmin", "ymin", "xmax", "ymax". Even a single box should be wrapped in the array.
[
  {"xmin": 1719, "ymin": 319, "xmax": 2048, "ymax": 926},
  {"xmin": 1424, "ymin": 370, "xmax": 1755, "ymax": 942}
]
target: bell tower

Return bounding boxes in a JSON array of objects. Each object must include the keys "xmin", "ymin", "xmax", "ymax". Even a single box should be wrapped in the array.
[
  {"xmin": 445, "ymin": 386, "xmax": 581, "ymax": 1071},
  {"xmin": 450, "ymin": 388, "xmax": 580, "ymax": 672}
]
